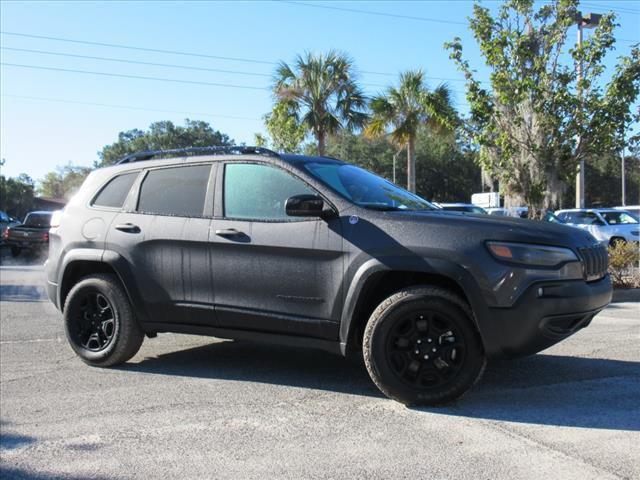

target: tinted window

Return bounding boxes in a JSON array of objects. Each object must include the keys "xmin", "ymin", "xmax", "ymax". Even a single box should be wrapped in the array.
[
  {"xmin": 224, "ymin": 163, "xmax": 314, "ymax": 220},
  {"xmin": 23, "ymin": 212, "xmax": 52, "ymax": 227},
  {"xmin": 137, "ymin": 164, "xmax": 211, "ymax": 217},
  {"xmin": 560, "ymin": 212, "xmax": 603, "ymax": 225},
  {"xmin": 600, "ymin": 211, "xmax": 638, "ymax": 225},
  {"xmin": 304, "ymin": 162, "xmax": 434, "ymax": 211},
  {"xmin": 92, "ymin": 172, "xmax": 139, "ymax": 208}
]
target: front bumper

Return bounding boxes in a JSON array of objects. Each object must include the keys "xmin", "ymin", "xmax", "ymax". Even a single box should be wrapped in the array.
[{"xmin": 486, "ymin": 275, "xmax": 612, "ymax": 358}]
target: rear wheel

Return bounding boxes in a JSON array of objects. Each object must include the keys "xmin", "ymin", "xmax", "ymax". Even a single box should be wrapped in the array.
[
  {"xmin": 609, "ymin": 237, "xmax": 626, "ymax": 247},
  {"xmin": 363, "ymin": 286, "xmax": 486, "ymax": 406},
  {"xmin": 63, "ymin": 273, "xmax": 144, "ymax": 367},
  {"xmin": 10, "ymin": 246, "xmax": 21, "ymax": 257}
]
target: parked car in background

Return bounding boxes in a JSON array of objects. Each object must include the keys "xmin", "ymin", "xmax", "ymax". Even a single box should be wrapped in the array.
[
  {"xmin": 613, "ymin": 205, "xmax": 640, "ymax": 221},
  {"xmin": 3, "ymin": 211, "xmax": 54, "ymax": 257},
  {"xmin": 0, "ymin": 210, "xmax": 20, "ymax": 245},
  {"xmin": 555, "ymin": 208, "xmax": 639, "ymax": 246},
  {"xmin": 486, "ymin": 207, "xmax": 527, "ymax": 218},
  {"xmin": 437, "ymin": 203, "xmax": 487, "ymax": 214},
  {"xmin": 486, "ymin": 207, "xmax": 563, "ymax": 223}
]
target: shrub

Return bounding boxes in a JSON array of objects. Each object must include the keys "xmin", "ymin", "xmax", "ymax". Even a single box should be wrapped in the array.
[{"xmin": 607, "ymin": 241, "xmax": 640, "ymax": 288}]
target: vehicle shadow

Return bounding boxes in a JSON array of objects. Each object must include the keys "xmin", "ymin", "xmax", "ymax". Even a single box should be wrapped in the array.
[
  {"xmin": 0, "ymin": 285, "xmax": 48, "ymax": 302},
  {"xmin": 121, "ymin": 340, "xmax": 640, "ymax": 431},
  {"xmin": 0, "ymin": 466, "xmax": 112, "ymax": 480},
  {"xmin": 0, "ymin": 247, "xmax": 47, "ymax": 267}
]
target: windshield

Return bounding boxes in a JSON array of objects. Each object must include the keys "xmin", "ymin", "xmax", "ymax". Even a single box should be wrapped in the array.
[
  {"xmin": 23, "ymin": 213, "xmax": 52, "ymax": 227},
  {"xmin": 543, "ymin": 212, "xmax": 564, "ymax": 223},
  {"xmin": 304, "ymin": 162, "xmax": 435, "ymax": 211},
  {"xmin": 600, "ymin": 211, "xmax": 639, "ymax": 225}
]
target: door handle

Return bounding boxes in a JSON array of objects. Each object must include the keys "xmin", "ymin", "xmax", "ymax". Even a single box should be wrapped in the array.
[
  {"xmin": 215, "ymin": 228, "xmax": 244, "ymax": 237},
  {"xmin": 115, "ymin": 223, "xmax": 141, "ymax": 234}
]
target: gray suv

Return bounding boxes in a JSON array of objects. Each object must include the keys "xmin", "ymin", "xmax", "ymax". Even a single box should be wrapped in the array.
[{"xmin": 45, "ymin": 147, "xmax": 612, "ymax": 405}]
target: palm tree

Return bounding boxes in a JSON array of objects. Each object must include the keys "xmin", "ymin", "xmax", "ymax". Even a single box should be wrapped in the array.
[
  {"xmin": 365, "ymin": 70, "xmax": 457, "ymax": 192},
  {"xmin": 273, "ymin": 51, "xmax": 368, "ymax": 156}
]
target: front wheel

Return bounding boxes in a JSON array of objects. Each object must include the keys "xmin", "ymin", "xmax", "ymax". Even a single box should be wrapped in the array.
[
  {"xmin": 10, "ymin": 246, "xmax": 21, "ymax": 257},
  {"xmin": 63, "ymin": 273, "xmax": 144, "ymax": 367},
  {"xmin": 363, "ymin": 286, "xmax": 486, "ymax": 406}
]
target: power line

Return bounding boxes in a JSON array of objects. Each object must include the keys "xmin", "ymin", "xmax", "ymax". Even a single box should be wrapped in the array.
[
  {"xmin": 280, "ymin": 1, "xmax": 467, "ymax": 26},
  {"xmin": 0, "ymin": 62, "xmax": 269, "ymax": 91},
  {"xmin": 580, "ymin": 2, "xmax": 640, "ymax": 15},
  {"xmin": 0, "ymin": 47, "xmax": 273, "ymax": 78},
  {"xmin": 0, "ymin": 30, "xmax": 469, "ymax": 81},
  {"xmin": 0, "ymin": 31, "xmax": 278, "ymax": 66},
  {"xmin": 283, "ymin": 2, "xmax": 638, "ymax": 43},
  {"xmin": 0, "ymin": 46, "xmax": 471, "ymax": 84},
  {"xmin": 1, "ymin": 94, "xmax": 260, "ymax": 121},
  {"xmin": 0, "ymin": 61, "xmax": 469, "ymax": 99}
]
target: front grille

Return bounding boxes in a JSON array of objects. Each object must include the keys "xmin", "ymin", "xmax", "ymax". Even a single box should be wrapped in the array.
[{"xmin": 577, "ymin": 245, "xmax": 608, "ymax": 281}]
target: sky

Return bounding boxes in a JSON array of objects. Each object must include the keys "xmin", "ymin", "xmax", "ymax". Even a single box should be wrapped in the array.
[{"xmin": 1, "ymin": 0, "xmax": 639, "ymax": 182}]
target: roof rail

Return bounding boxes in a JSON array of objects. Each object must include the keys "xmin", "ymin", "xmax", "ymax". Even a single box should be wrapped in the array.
[{"xmin": 117, "ymin": 146, "xmax": 279, "ymax": 164}]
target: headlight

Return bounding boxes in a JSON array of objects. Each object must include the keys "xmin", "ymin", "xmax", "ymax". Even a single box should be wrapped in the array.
[{"xmin": 486, "ymin": 241, "xmax": 578, "ymax": 267}]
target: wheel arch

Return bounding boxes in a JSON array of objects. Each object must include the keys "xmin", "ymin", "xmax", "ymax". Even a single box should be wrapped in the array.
[
  {"xmin": 58, "ymin": 250, "xmax": 149, "ymax": 324},
  {"xmin": 339, "ymin": 259, "xmax": 499, "ymax": 356}
]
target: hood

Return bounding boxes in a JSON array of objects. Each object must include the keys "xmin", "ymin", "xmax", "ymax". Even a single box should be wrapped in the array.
[{"xmin": 373, "ymin": 209, "xmax": 600, "ymax": 249}]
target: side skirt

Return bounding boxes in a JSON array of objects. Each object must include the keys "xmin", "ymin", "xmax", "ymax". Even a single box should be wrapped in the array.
[{"xmin": 143, "ymin": 322, "xmax": 344, "ymax": 356}]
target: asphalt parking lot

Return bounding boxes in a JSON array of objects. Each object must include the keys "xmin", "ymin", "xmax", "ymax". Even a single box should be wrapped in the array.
[{"xmin": 1, "ymin": 250, "xmax": 639, "ymax": 479}]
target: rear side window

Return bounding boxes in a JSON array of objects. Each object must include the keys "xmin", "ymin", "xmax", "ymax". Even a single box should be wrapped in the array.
[
  {"xmin": 560, "ymin": 211, "xmax": 602, "ymax": 225},
  {"xmin": 137, "ymin": 164, "xmax": 211, "ymax": 217},
  {"xmin": 224, "ymin": 163, "xmax": 314, "ymax": 220},
  {"xmin": 92, "ymin": 172, "xmax": 139, "ymax": 209}
]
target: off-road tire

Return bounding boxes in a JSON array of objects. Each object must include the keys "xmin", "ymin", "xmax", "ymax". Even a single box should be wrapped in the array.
[
  {"xmin": 363, "ymin": 286, "xmax": 486, "ymax": 406},
  {"xmin": 63, "ymin": 273, "xmax": 144, "ymax": 367}
]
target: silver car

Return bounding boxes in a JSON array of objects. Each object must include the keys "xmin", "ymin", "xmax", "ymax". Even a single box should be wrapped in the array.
[{"xmin": 555, "ymin": 208, "xmax": 640, "ymax": 245}]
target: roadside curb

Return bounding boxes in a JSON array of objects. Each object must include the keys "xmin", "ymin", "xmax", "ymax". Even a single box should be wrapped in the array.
[{"xmin": 611, "ymin": 288, "xmax": 640, "ymax": 303}]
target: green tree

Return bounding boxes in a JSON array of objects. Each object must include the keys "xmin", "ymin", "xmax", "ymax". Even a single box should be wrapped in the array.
[
  {"xmin": 98, "ymin": 119, "xmax": 234, "ymax": 166},
  {"xmin": 38, "ymin": 163, "xmax": 92, "ymax": 199},
  {"xmin": 447, "ymin": 0, "xmax": 640, "ymax": 214},
  {"xmin": 261, "ymin": 101, "xmax": 307, "ymax": 153},
  {"xmin": 316, "ymin": 129, "xmax": 480, "ymax": 202},
  {"xmin": 0, "ymin": 169, "xmax": 35, "ymax": 220},
  {"xmin": 273, "ymin": 51, "xmax": 368, "ymax": 156},
  {"xmin": 365, "ymin": 71, "xmax": 457, "ymax": 192}
]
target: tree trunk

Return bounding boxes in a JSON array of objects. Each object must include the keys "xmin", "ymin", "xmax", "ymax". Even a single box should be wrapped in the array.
[
  {"xmin": 317, "ymin": 130, "xmax": 326, "ymax": 157},
  {"xmin": 407, "ymin": 135, "xmax": 416, "ymax": 193}
]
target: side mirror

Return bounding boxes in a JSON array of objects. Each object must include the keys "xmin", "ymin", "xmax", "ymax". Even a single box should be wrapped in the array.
[{"xmin": 285, "ymin": 194, "xmax": 325, "ymax": 218}]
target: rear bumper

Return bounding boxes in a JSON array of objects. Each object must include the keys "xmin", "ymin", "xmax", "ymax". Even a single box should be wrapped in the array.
[
  {"xmin": 486, "ymin": 275, "xmax": 612, "ymax": 358},
  {"xmin": 46, "ymin": 280, "xmax": 59, "ymax": 310},
  {"xmin": 5, "ymin": 239, "xmax": 48, "ymax": 249}
]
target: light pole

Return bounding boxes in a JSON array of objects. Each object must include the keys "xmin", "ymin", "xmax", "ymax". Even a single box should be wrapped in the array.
[
  {"xmin": 621, "ymin": 128, "xmax": 626, "ymax": 206},
  {"xmin": 575, "ymin": 11, "xmax": 601, "ymax": 208}
]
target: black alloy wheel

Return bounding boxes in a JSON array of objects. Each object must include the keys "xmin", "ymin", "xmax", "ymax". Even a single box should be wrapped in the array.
[
  {"xmin": 385, "ymin": 310, "xmax": 465, "ymax": 389},
  {"xmin": 70, "ymin": 291, "xmax": 116, "ymax": 352}
]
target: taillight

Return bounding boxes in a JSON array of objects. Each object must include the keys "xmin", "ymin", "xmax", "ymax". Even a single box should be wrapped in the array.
[
  {"xmin": 50, "ymin": 210, "xmax": 63, "ymax": 228},
  {"xmin": 2, "ymin": 229, "xmax": 8, "ymax": 240},
  {"xmin": 43, "ymin": 232, "xmax": 49, "ymax": 241}
]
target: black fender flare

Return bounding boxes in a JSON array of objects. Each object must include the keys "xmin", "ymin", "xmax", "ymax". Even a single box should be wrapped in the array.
[
  {"xmin": 57, "ymin": 249, "xmax": 150, "ymax": 324},
  {"xmin": 338, "ymin": 257, "xmax": 502, "ymax": 357}
]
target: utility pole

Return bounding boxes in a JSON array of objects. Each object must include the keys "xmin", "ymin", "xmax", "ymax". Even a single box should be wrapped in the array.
[
  {"xmin": 392, "ymin": 151, "xmax": 398, "ymax": 184},
  {"xmin": 621, "ymin": 128, "xmax": 626, "ymax": 206},
  {"xmin": 575, "ymin": 11, "xmax": 601, "ymax": 208}
]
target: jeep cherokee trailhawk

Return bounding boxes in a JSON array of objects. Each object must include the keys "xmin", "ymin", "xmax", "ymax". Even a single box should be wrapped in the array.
[{"xmin": 45, "ymin": 147, "xmax": 612, "ymax": 405}]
